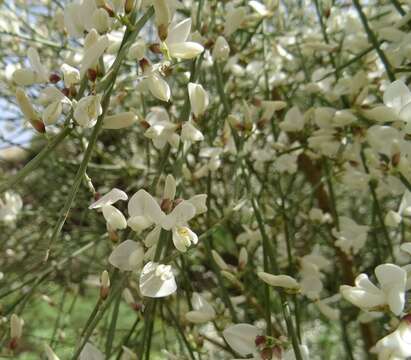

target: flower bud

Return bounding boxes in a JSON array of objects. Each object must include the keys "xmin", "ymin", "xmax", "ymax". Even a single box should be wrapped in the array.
[
  {"xmin": 16, "ymin": 88, "xmax": 45, "ymax": 133},
  {"xmin": 100, "ymin": 270, "xmax": 110, "ymax": 299},
  {"xmin": 125, "ymin": 0, "xmax": 135, "ymax": 14},
  {"xmin": 238, "ymin": 247, "xmax": 248, "ymax": 269},
  {"xmin": 385, "ymin": 210, "xmax": 402, "ymax": 227},
  {"xmin": 258, "ymin": 272, "xmax": 301, "ymax": 290},
  {"xmin": 102, "ymin": 112, "xmax": 137, "ymax": 129},
  {"xmin": 153, "ymin": 0, "xmax": 170, "ymax": 40},
  {"xmin": 188, "ymin": 83, "xmax": 209, "ymax": 117},
  {"xmin": 9, "ymin": 314, "xmax": 23, "ymax": 349},
  {"xmin": 212, "ymin": 36, "xmax": 230, "ymax": 61},
  {"xmin": 211, "ymin": 250, "xmax": 229, "ymax": 270}
]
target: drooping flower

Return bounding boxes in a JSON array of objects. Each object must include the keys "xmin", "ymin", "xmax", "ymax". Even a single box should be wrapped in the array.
[
  {"xmin": 340, "ymin": 263, "xmax": 407, "ymax": 315},
  {"xmin": 127, "ymin": 183, "xmax": 201, "ymax": 253},
  {"xmin": 89, "ymin": 188, "xmax": 128, "ymax": 231}
]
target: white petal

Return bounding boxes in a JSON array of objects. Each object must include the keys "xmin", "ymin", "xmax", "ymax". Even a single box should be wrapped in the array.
[
  {"xmin": 128, "ymin": 189, "xmax": 165, "ymax": 225},
  {"xmin": 187, "ymin": 194, "xmax": 207, "ymax": 214},
  {"xmin": 383, "ymin": 80, "xmax": 411, "ymax": 112},
  {"xmin": 102, "ymin": 205, "xmax": 127, "ymax": 230},
  {"xmin": 166, "ymin": 18, "xmax": 191, "ymax": 45},
  {"xmin": 162, "ymin": 201, "xmax": 196, "ymax": 230},
  {"xmin": 28, "ymin": 47, "xmax": 48, "ymax": 82},
  {"xmin": 181, "ymin": 122, "xmax": 204, "ymax": 142},
  {"xmin": 147, "ymin": 74, "xmax": 170, "ymax": 102},
  {"xmin": 258, "ymin": 272, "xmax": 300, "ymax": 290},
  {"xmin": 387, "ymin": 286, "xmax": 405, "ymax": 315},
  {"xmin": 139, "ymin": 262, "xmax": 177, "ymax": 298},
  {"xmin": 89, "ymin": 188, "xmax": 128, "ymax": 209},
  {"xmin": 127, "ymin": 215, "xmax": 153, "ymax": 232},
  {"xmin": 103, "ymin": 112, "xmax": 137, "ymax": 129},
  {"xmin": 80, "ymin": 35, "xmax": 109, "ymax": 78},
  {"xmin": 400, "ymin": 242, "xmax": 411, "ymax": 255},
  {"xmin": 375, "ymin": 263, "xmax": 406, "ymax": 289},
  {"xmin": 79, "ymin": 343, "xmax": 104, "ymax": 360},
  {"xmin": 168, "ymin": 42, "xmax": 204, "ymax": 59},
  {"xmin": 163, "ymin": 174, "xmax": 176, "ymax": 200},
  {"xmin": 223, "ymin": 324, "xmax": 261, "ymax": 357},
  {"xmin": 109, "ymin": 240, "xmax": 141, "ymax": 271}
]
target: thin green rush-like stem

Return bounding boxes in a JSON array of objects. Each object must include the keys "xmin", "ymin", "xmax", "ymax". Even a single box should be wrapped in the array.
[
  {"xmin": 352, "ymin": 0, "xmax": 396, "ymax": 82},
  {"xmin": 46, "ymin": 8, "xmax": 154, "ymax": 253}
]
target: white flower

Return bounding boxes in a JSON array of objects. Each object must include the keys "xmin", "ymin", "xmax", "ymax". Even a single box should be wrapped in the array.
[
  {"xmin": 164, "ymin": 19, "xmax": 204, "ymax": 60},
  {"xmin": 374, "ymin": 317, "xmax": 411, "ymax": 360},
  {"xmin": 109, "ymin": 240, "xmax": 144, "ymax": 271},
  {"xmin": 0, "ymin": 192, "xmax": 22, "ymax": 224},
  {"xmin": 128, "ymin": 189, "xmax": 198, "ymax": 249},
  {"xmin": 144, "ymin": 107, "xmax": 179, "ymax": 149},
  {"xmin": 332, "ymin": 217, "xmax": 369, "ymax": 255},
  {"xmin": 223, "ymin": 323, "xmax": 262, "ymax": 358},
  {"xmin": 185, "ymin": 292, "xmax": 216, "ymax": 323},
  {"xmin": 340, "ymin": 263, "xmax": 407, "ymax": 315},
  {"xmin": 79, "ymin": 343, "xmax": 104, "ymax": 360},
  {"xmin": 89, "ymin": 188, "xmax": 128, "ymax": 230},
  {"xmin": 139, "ymin": 261, "xmax": 177, "ymax": 298},
  {"xmin": 258, "ymin": 272, "xmax": 301, "ymax": 291},
  {"xmin": 74, "ymin": 95, "xmax": 102, "ymax": 128},
  {"xmin": 188, "ymin": 82, "xmax": 209, "ymax": 117}
]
